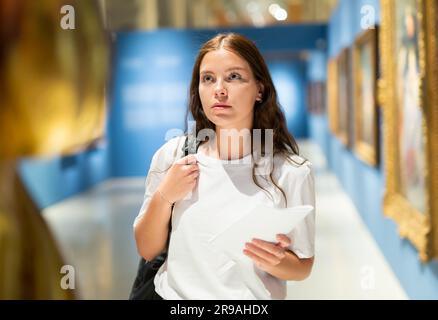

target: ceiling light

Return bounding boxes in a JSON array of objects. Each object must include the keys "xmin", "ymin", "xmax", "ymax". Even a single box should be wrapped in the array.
[
  {"xmin": 274, "ymin": 8, "xmax": 287, "ymax": 21},
  {"xmin": 268, "ymin": 4, "xmax": 280, "ymax": 15},
  {"xmin": 268, "ymin": 3, "xmax": 287, "ymax": 21}
]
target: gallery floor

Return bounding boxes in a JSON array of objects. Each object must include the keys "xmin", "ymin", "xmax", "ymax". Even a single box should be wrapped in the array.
[{"xmin": 43, "ymin": 140, "xmax": 407, "ymax": 300}]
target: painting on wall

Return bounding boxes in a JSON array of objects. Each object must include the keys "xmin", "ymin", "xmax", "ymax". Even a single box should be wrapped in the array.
[
  {"xmin": 306, "ymin": 81, "xmax": 326, "ymax": 115},
  {"xmin": 336, "ymin": 47, "xmax": 353, "ymax": 148},
  {"xmin": 353, "ymin": 28, "xmax": 379, "ymax": 166},
  {"xmin": 380, "ymin": 0, "xmax": 438, "ymax": 261},
  {"xmin": 327, "ymin": 58, "xmax": 338, "ymax": 135}
]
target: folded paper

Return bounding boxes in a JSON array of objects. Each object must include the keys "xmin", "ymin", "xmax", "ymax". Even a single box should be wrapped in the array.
[{"xmin": 208, "ymin": 204, "xmax": 314, "ymax": 262}]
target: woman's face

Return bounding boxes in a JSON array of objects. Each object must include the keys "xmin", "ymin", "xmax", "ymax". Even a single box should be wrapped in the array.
[{"xmin": 198, "ymin": 48, "xmax": 262, "ymax": 131}]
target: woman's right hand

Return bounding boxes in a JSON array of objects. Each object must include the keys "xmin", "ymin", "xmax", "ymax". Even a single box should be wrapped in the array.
[{"xmin": 156, "ymin": 154, "xmax": 199, "ymax": 204}]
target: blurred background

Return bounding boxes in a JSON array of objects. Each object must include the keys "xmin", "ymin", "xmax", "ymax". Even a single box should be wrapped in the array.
[
  {"xmin": 99, "ymin": 0, "xmax": 337, "ymax": 30},
  {"xmin": 1, "ymin": 0, "xmax": 438, "ymax": 300}
]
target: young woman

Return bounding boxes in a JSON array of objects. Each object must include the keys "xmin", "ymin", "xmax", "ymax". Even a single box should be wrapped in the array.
[{"xmin": 133, "ymin": 33, "xmax": 315, "ymax": 300}]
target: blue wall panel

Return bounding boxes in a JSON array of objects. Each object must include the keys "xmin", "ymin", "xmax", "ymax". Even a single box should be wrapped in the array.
[
  {"xmin": 19, "ymin": 146, "xmax": 110, "ymax": 209},
  {"xmin": 268, "ymin": 59, "xmax": 308, "ymax": 138},
  {"xmin": 108, "ymin": 30, "xmax": 206, "ymax": 177}
]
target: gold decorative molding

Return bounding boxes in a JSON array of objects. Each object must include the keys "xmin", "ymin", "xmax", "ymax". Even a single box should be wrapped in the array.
[
  {"xmin": 353, "ymin": 28, "xmax": 379, "ymax": 166},
  {"xmin": 377, "ymin": 78, "xmax": 386, "ymax": 108},
  {"xmin": 424, "ymin": 0, "xmax": 438, "ymax": 258},
  {"xmin": 380, "ymin": 0, "xmax": 438, "ymax": 262},
  {"xmin": 336, "ymin": 48, "xmax": 351, "ymax": 147},
  {"xmin": 327, "ymin": 57, "xmax": 339, "ymax": 135}
]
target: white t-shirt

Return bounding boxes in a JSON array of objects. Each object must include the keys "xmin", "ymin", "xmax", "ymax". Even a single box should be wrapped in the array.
[{"xmin": 133, "ymin": 136, "xmax": 316, "ymax": 300}]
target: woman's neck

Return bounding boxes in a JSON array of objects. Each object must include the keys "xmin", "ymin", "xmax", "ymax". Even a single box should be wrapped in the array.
[{"xmin": 204, "ymin": 128, "xmax": 252, "ymax": 160}]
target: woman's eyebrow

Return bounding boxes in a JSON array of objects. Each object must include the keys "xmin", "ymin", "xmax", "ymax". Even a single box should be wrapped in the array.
[
  {"xmin": 200, "ymin": 66, "xmax": 247, "ymax": 74},
  {"xmin": 225, "ymin": 67, "xmax": 247, "ymax": 72}
]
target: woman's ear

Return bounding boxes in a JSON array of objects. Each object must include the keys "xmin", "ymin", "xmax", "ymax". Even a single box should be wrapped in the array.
[{"xmin": 256, "ymin": 83, "xmax": 264, "ymax": 102}]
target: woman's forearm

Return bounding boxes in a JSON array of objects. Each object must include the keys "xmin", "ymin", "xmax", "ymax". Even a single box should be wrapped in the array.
[
  {"xmin": 263, "ymin": 250, "xmax": 314, "ymax": 281},
  {"xmin": 134, "ymin": 191, "xmax": 173, "ymax": 261}
]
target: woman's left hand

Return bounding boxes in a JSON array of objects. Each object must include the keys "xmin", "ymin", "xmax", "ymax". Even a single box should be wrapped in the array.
[{"xmin": 243, "ymin": 234, "xmax": 292, "ymax": 272}]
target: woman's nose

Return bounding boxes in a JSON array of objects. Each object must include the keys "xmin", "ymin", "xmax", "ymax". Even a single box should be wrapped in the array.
[{"xmin": 214, "ymin": 80, "xmax": 227, "ymax": 98}]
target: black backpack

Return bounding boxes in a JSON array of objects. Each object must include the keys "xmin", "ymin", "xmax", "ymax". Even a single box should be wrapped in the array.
[{"xmin": 128, "ymin": 135, "xmax": 200, "ymax": 300}]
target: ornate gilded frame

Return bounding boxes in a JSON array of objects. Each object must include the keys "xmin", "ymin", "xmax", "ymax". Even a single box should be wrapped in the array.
[
  {"xmin": 336, "ymin": 48, "xmax": 351, "ymax": 147},
  {"xmin": 379, "ymin": 0, "xmax": 438, "ymax": 261},
  {"xmin": 327, "ymin": 57, "xmax": 339, "ymax": 135},
  {"xmin": 353, "ymin": 28, "xmax": 379, "ymax": 166}
]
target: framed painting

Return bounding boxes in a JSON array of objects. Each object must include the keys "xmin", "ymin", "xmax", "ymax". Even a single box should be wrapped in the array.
[
  {"xmin": 353, "ymin": 28, "xmax": 379, "ymax": 166},
  {"xmin": 307, "ymin": 82, "xmax": 326, "ymax": 115},
  {"xmin": 327, "ymin": 58, "xmax": 339, "ymax": 135},
  {"xmin": 379, "ymin": 0, "xmax": 438, "ymax": 261},
  {"xmin": 315, "ymin": 82, "xmax": 327, "ymax": 114},
  {"xmin": 336, "ymin": 47, "xmax": 353, "ymax": 148},
  {"xmin": 306, "ymin": 83, "xmax": 315, "ymax": 114},
  {"xmin": 326, "ymin": 58, "xmax": 338, "ymax": 135}
]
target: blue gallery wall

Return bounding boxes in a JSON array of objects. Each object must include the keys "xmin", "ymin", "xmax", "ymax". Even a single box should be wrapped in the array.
[
  {"xmin": 308, "ymin": 0, "xmax": 438, "ymax": 299},
  {"xmin": 110, "ymin": 25, "xmax": 326, "ymax": 177},
  {"xmin": 19, "ymin": 146, "xmax": 110, "ymax": 209},
  {"xmin": 307, "ymin": 50, "xmax": 330, "ymax": 160},
  {"xmin": 268, "ymin": 59, "xmax": 308, "ymax": 138},
  {"xmin": 108, "ymin": 29, "xmax": 199, "ymax": 177}
]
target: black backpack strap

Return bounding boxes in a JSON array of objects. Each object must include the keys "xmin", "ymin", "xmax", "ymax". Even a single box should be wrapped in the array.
[
  {"xmin": 182, "ymin": 135, "xmax": 189, "ymax": 157},
  {"xmin": 181, "ymin": 134, "xmax": 201, "ymax": 156}
]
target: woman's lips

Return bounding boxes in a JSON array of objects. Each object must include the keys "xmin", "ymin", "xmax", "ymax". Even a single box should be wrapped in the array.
[{"xmin": 211, "ymin": 103, "xmax": 232, "ymax": 110}]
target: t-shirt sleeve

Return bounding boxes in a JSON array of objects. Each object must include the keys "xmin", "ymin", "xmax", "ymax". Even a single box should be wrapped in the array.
[
  {"xmin": 133, "ymin": 152, "xmax": 166, "ymax": 228},
  {"xmin": 285, "ymin": 164, "xmax": 316, "ymax": 259},
  {"xmin": 133, "ymin": 137, "xmax": 183, "ymax": 228}
]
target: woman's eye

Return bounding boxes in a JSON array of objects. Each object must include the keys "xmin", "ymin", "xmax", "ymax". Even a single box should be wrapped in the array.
[
  {"xmin": 201, "ymin": 75, "xmax": 214, "ymax": 82},
  {"xmin": 228, "ymin": 73, "xmax": 242, "ymax": 80}
]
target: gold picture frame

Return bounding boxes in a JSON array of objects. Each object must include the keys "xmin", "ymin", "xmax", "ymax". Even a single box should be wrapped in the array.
[
  {"xmin": 327, "ymin": 57, "xmax": 339, "ymax": 135},
  {"xmin": 336, "ymin": 48, "xmax": 353, "ymax": 148},
  {"xmin": 353, "ymin": 28, "xmax": 379, "ymax": 166},
  {"xmin": 379, "ymin": 0, "xmax": 438, "ymax": 261}
]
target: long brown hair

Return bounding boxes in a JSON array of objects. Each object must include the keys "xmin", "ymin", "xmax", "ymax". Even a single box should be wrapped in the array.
[{"xmin": 185, "ymin": 33, "xmax": 307, "ymax": 207}]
